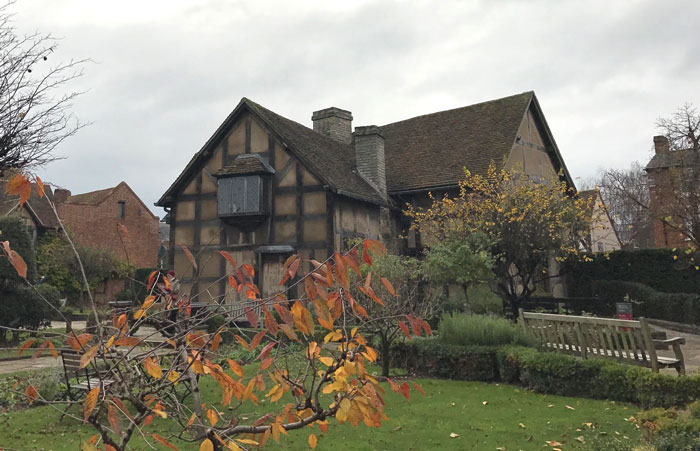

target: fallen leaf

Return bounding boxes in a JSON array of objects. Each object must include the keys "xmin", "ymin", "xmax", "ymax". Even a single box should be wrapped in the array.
[
  {"xmin": 449, "ymin": 432, "xmax": 460, "ymax": 438},
  {"xmin": 482, "ymin": 401, "xmax": 488, "ymax": 405},
  {"xmin": 565, "ymin": 405, "xmax": 575, "ymax": 410},
  {"xmin": 575, "ymin": 436, "xmax": 585, "ymax": 443},
  {"xmin": 547, "ymin": 404, "xmax": 554, "ymax": 408},
  {"xmin": 519, "ymin": 423, "xmax": 525, "ymax": 428}
]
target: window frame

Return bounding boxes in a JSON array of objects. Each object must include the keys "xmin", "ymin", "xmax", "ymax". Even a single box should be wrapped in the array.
[{"xmin": 217, "ymin": 175, "xmax": 263, "ymax": 216}]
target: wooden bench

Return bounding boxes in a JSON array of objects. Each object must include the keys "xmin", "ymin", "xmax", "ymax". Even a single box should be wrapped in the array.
[
  {"xmin": 519, "ymin": 310, "xmax": 686, "ymax": 374},
  {"xmin": 60, "ymin": 349, "xmax": 115, "ymax": 421}
]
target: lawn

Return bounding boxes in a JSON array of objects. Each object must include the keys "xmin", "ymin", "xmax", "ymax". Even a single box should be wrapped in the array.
[{"xmin": 0, "ymin": 375, "xmax": 642, "ymax": 450}]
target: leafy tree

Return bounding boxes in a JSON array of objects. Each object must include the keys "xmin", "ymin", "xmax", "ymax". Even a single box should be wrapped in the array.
[
  {"xmin": 2, "ymin": 179, "xmax": 431, "ymax": 450},
  {"xmin": 406, "ymin": 164, "xmax": 592, "ymax": 318},
  {"xmin": 422, "ymin": 231, "xmax": 495, "ymax": 313},
  {"xmin": 0, "ymin": 1, "xmax": 85, "ymax": 175},
  {"xmin": 350, "ymin": 244, "xmax": 439, "ymax": 377}
]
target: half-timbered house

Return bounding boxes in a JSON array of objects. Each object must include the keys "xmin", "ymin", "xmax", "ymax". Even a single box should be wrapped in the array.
[{"xmin": 156, "ymin": 91, "xmax": 576, "ymax": 304}]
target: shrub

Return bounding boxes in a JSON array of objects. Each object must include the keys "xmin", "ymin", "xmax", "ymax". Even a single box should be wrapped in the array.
[
  {"xmin": 438, "ymin": 313, "xmax": 536, "ymax": 347},
  {"xmin": 392, "ymin": 339, "xmax": 498, "ymax": 381}
]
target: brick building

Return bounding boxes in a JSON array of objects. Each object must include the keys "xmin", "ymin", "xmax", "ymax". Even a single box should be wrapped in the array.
[
  {"xmin": 56, "ymin": 181, "xmax": 160, "ymax": 268},
  {"xmin": 645, "ymin": 135, "xmax": 700, "ymax": 248}
]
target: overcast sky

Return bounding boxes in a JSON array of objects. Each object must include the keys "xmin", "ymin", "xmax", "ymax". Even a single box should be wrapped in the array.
[{"xmin": 10, "ymin": 0, "xmax": 700, "ymax": 218}]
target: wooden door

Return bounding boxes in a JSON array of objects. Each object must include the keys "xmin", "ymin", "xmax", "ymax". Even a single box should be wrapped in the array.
[{"xmin": 261, "ymin": 253, "xmax": 287, "ymax": 299}]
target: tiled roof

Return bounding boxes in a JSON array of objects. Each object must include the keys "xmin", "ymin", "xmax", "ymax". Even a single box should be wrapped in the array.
[
  {"xmin": 0, "ymin": 181, "xmax": 59, "ymax": 229},
  {"xmin": 244, "ymin": 99, "xmax": 388, "ymax": 205},
  {"xmin": 157, "ymin": 92, "xmax": 551, "ymax": 206},
  {"xmin": 381, "ymin": 91, "xmax": 534, "ymax": 192},
  {"xmin": 646, "ymin": 149, "xmax": 699, "ymax": 171},
  {"xmin": 216, "ymin": 154, "xmax": 275, "ymax": 176},
  {"xmin": 65, "ymin": 186, "xmax": 115, "ymax": 205}
]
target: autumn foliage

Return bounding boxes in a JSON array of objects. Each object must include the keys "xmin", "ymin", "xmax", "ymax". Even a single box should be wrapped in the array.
[{"xmin": 1, "ymin": 173, "xmax": 431, "ymax": 450}]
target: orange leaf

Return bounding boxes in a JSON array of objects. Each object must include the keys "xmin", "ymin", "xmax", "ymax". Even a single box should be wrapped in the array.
[
  {"xmin": 287, "ymin": 257, "xmax": 300, "ymax": 280},
  {"xmin": 333, "ymin": 252, "xmax": 349, "ymax": 290},
  {"xmin": 400, "ymin": 382, "xmax": 410, "ymax": 400},
  {"xmin": 413, "ymin": 382, "xmax": 425, "ymax": 396},
  {"xmin": 219, "ymin": 250, "xmax": 236, "ymax": 268},
  {"xmin": 35, "ymin": 176, "xmax": 45, "ymax": 198},
  {"xmin": 318, "ymin": 421, "xmax": 329, "ymax": 434},
  {"xmin": 380, "ymin": 277, "xmax": 397, "ymax": 296},
  {"xmin": 263, "ymin": 306, "xmax": 279, "ymax": 337},
  {"xmin": 67, "ymin": 333, "xmax": 92, "ymax": 351},
  {"xmin": 260, "ymin": 357, "xmax": 274, "ymax": 370},
  {"xmin": 152, "ymin": 434, "xmax": 178, "ymax": 450},
  {"xmin": 106, "ymin": 445, "xmax": 117, "ymax": 451},
  {"xmin": 304, "ymin": 277, "xmax": 318, "ymax": 301},
  {"xmin": 308, "ymin": 433, "xmax": 318, "ymax": 449},
  {"xmin": 108, "ymin": 403, "xmax": 121, "ymax": 435},
  {"xmin": 273, "ymin": 303, "xmax": 294, "ymax": 326},
  {"xmin": 343, "ymin": 250, "xmax": 362, "ymax": 276},
  {"xmin": 7, "ymin": 248, "xmax": 27, "ymax": 278},
  {"xmin": 147, "ymin": 270, "xmax": 159, "ymax": 290},
  {"xmin": 144, "ymin": 414, "xmax": 154, "ymax": 426},
  {"xmin": 398, "ymin": 321, "xmax": 411, "ymax": 339},
  {"xmin": 79, "ymin": 345, "xmax": 99, "ymax": 368},
  {"xmin": 212, "ymin": 333, "xmax": 222, "ymax": 352},
  {"xmin": 46, "ymin": 340, "xmax": 58, "ymax": 359},
  {"xmin": 227, "ymin": 359, "xmax": 244, "ymax": 377},
  {"xmin": 249, "ymin": 330, "xmax": 267, "ymax": 349},
  {"xmin": 114, "ymin": 337, "xmax": 141, "ymax": 347},
  {"xmin": 206, "ymin": 408, "xmax": 218, "ymax": 427},
  {"xmin": 83, "ymin": 387, "xmax": 100, "ymax": 421},
  {"xmin": 18, "ymin": 339, "xmax": 36, "ymax": 356},
  {"xmin": 117, "ymin": 313, "xmax": 127, "ymax": 328},
  {"xmin": 144, "ymin": 356, "xmax": 163, "ymax": 379},
  {"xmin": 279, "ymin": 324, "xmax": 299, "ymax": 342},
  {"xmin": 181, "ymin": 245, "xmax": 197, "ymax": 270},
  {"xmin": 362, "ymin": 239, "xmax": 373, "ymax": 265},
  {"xmin": 242, "ymin": 263, "xmax": 255, "ymax": 279},
  {"xmin": 245, "ymin": 307, "xmax": 259, "ymax": 328},
  {"xmin": 117, "ymin": 223, "xmax": 130, "ymax": 241},
  {"xmin": 5, "ymin": 173, "xmax": 31, "ymax": 206},
  {"xmin": 228, "ymin": 275, "xmax": 238, "ymax": 290},
  {"xmin": 25, "ymin": 385, "xmax": 38, "ymax": 404},
  {"xmin": 256, "ymin": 342, "xmax": 275, "ymax": 361}
]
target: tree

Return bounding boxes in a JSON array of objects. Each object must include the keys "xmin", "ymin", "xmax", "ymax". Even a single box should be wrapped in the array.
[
  {"xmin": 406, "ymin": 164, "xmax": 592, "ymax": 318},
  {"xmin": 350, "ymin": 245, "xmax": 439, "ymax": 377},
  {"xmin": 0, "ymin": 1, "xmax": 85, "ymax": 175},
  {"xmin": 594, "ymin": 162, "xmax": 654, "ymax": 248},
  {"xmin": 1, "ymin": 174, "xmax": 432, "ymax": 450},
  {"xmin": 422, "ymin": 231, "xmax": 495, "ymax": 313}
]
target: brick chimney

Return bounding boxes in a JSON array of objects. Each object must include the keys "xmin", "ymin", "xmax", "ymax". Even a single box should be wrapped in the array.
[
  {"xmin": 653, "ymin": 135, "xmax": 670, "ymax": 154},
  {"xmin": 54, "ymin": 188, "xmax": 71, "ymax": 203},
  {"xmin": 353, "ymin": 125, "xmax": 386, "ymax": 197},
  {"xmin": 312, "ymin": 107, "xmax": 353, "ymax": 144}
]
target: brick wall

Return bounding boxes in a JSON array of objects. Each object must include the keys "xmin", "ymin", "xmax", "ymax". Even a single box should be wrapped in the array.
[{"xmin": 57, "ymin": 183, "xmax": 160, "ymax": 268}]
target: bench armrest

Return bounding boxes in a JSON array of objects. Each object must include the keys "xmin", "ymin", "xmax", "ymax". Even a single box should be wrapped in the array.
[{"xmin": 653, "ymin": 337, "xmax": 686, "ymax": 346}]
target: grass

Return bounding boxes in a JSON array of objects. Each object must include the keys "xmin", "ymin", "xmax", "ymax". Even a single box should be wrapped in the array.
[
  {"xmin": 0, "ymin": 373, "xmax": 642, "ymax": 450},
  {"xmin": 438, "ymin": 312, "xmax": 537, "ymax": 347}
]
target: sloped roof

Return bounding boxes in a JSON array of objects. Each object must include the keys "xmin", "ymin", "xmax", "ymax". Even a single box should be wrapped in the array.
[
  {"xmin": 0, "ymin": 181, "xmax": 59, "ymax": 229},
  {"xmin": 646, "ymin": 149, "xmax": 699, "ymax": 171},
  {"xmin": 216, "ymin": 154, "xmax": 275, "ymax": 177},
  {"xmin": 65, "ymin": 186, "xmax": 115, "ymax": 205},
  {"xmin": 157, "ymin": 91, "xmax": 573, "ymax": 206},
  {"xmin": 381, "ymin": 91, "xmax": 534, "ymax": 192},
  {"xmin": 157, "ymin": 98, "xmax": 388, "ymax": 206}
]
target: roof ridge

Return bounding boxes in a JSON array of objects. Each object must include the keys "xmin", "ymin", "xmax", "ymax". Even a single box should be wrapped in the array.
[{"xmin": 381, "ymin": 91, "xmax": 534, "ymax": 128}]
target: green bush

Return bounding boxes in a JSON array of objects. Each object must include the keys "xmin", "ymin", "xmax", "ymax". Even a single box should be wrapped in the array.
[
  {"xmin": 392, "ymin": 339, "xmax": 498, "ymax": 381},
  {"xmin": 438, "ymin": 313, "xmax": 537, "ymax": 347},
  {"xmin": 566, "ymin": 248, "xmax": 700, "ymax": 296}
]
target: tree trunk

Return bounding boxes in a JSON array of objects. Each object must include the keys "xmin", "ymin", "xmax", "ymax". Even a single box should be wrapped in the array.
[
  {"xmin": 462, "ymin": 284, "xmax": 471, "ymax": 314},
  {"xmin": 380, "ymin": 333, "xmax": 391, "ymax": 378}
]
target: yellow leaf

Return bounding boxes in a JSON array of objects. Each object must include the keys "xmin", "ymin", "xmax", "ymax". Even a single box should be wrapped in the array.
[
  {"xmin": 168, "ymin": 370, "xmax": 180, "ymax": 386},
  {"xmin": 449, "ymin": 432, "xmax": 460, "ymax": 438},
  {"xmin": 207, "ymin": 408, "xmax": 218, "ymax": 427},
  {"xmin": 152, "ymin": 409, "xmax": 167, "ymax": 418},
  {"xmin": 308, "ymin": 433, "xmax": 318, "ymax": 449},
  {"xmin": 144, "ymin": 356, "xmax": 163, "ymax": 379},
  {"xmin": 318, "ymin": 356, "xmax": 334, "ymax": 366},
  {"xmin": 482, "ymin": 401, "xmax": 488, "ymax": 405},
  {"xmin": 519, "ymin": 423, "xmax": 525, "ymax": 428},
  {"xmin": 80, "ymin": 345, "xmax": 100, "ymax": 369},
  {"xmin": 200, "ymin": 438, "xmax": 214, "ymax": 451},
  {"xmin": 134, "ymin": 308, "xmax": 145, "ymax": 319},
  {"xmin": 235, "ymin": 438, "xmax": 260, "ymax": 446},
  {"xmin": 565, "ymin": 405, "xmax": 575, "ymax": 410},
  {"xmin": 143, "ymin": 295, "xmax": 157, "ymax": 309},
  {"xmin": 105, "ymin": 336, "xmax": 115, "ymax": 350},
  {"xmin": 83, "ymin": 387, "xmax": 100, "ymax": 421}
]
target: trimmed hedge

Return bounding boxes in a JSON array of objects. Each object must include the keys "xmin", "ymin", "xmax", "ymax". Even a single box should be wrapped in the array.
[
  {"xmin": 392, "ymin": 339, "xmax": 498, "ymax": 382},
  {"xmin": 592, "ymin": 280, "xmax": 700, "ymax": 324},
  {"xmin": 393, "ymin": 339, "xmax": 700, "ymax": 408},
  {"xmin": 566, "ymin": 248, "xmax": 700, "ymax": 296}
]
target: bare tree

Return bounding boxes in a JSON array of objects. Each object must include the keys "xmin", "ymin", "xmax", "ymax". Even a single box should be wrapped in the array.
[
  {"xmin": 0, "ymin": 1, "xmax": 86, "ymax": 175},
  {"xmin": 595, "ymin": 162, "xmax": 654, "ymax": 248}
]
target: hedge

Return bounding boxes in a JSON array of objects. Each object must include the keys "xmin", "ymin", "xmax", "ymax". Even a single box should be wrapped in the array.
[
  {"xmin": 592, "ymin": 280, "xmax": 700, "ymax": 324},
  {"xmin": 393, "ymin": 339, "xmax": 700, "ymax": 408},
  {"xmin": 566, "ymin": 248, "xmax": 700, "ymax": 296},
  {"xmin": 392, "ymin": 339, "xmax": 499, "ymax": 382}
]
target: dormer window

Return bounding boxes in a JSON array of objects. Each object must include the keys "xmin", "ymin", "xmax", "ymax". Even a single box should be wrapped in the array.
[
  {"xmin": 215, "ymin": 154, "xmax": 275, "ymax": 219},
  {"xmin": 218, "ymin": 175, "xmax": 261, "ymax": 215}
]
